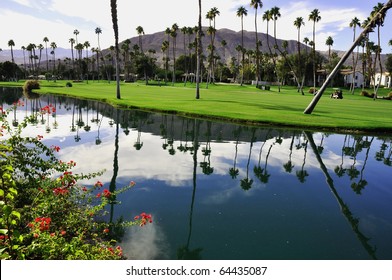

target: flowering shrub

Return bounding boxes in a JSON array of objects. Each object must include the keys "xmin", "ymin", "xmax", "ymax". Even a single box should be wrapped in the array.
[{"xmin": 0, "ymin": 103, "xmax": 152, "ymax": 259}]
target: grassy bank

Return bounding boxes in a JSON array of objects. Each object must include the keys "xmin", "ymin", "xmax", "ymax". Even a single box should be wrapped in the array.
[{"xmin": 1, "ymin": 80, "xmax": 391, "ymax": 133}]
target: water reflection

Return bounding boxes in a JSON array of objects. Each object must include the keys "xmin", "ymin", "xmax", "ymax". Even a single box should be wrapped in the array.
[{"xmin": 1, "ymin": 87, "xmax": 392, "ymax": 260}]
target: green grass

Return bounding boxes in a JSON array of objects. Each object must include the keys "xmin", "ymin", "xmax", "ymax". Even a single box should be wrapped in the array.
[{"xmin": 1, "ymin": 80, "xmax": 392, "ymax": 133}]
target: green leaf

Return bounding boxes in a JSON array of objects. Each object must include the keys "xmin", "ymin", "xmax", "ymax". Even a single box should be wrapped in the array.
[
  {"xmin": 11, "ymin": 211, "xmax": 21, "ymax": 220},
  {"xmin": 0, "ymin": 229, "xmax": 8, "ymax": 235},
  {"xmin": 2, "ymin": 205, "xmax": 12, "ymax": 216}
]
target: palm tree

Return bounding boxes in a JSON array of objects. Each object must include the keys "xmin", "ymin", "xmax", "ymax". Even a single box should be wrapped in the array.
[
  {"xmin": 37, "ymin": 44, "xmax": 44, "ymax": 72},
  {"xmin": 250, "ymin": 0, "xmax": 263, "ymax": 84},
  {"xmin": 309, "ymin": 8, "xmax": 321, "ymax": 89},
  {"xmin": 69, "ymin": 38, "xmax": 75, "ymax": 74},
  {"xmin": 349, "ymin": 17, "xmax": 361, "ymax": 94},
  {"xmin": 325, "ymin": 36, "xmax": 334, "ymax": 62},
  {"xmin": 195, "ymin": 0, "xmax": 202, "ymax": 99},
  {"xmin": 271, "ymin": 6, "xmax": 281, "ymax": 90},
  {"xmin": 171, "ymin": 23, "xmax": 179, "ymax": 85},
  {"xmin": 371, "ymin": 2, "xmax": 385, "ymax": 99},
  {"xmin": 294, "ymin": 17, "xmax": 305, "ymax": 94},
  {"xmin": 43, "ymin": 37, "xmax": 49, "ymax": 72},
  {"xmin": 21, "ymin": 46, "xmax": 27, "ymax": 73},
  {"xmin": 50, "ymin": 42, "xmax": 57, "ymax": 75},
  {"xmin": 95, "ymin": 27, "xmax": 103, "ymax": 79},
  {"xmin": 84, "ymin": 41, "xmax": 91, "ymax": 81},
  {"xmin": 8, "ymin": 40, "xmax": 15, "ymax": 64},
  {"xmin": 110, "ymin": 0, "xmax": 121, "ymax": 99},
  {"xmin": 207, "ymin": 7, "xmax": 220, "ymax": 85},
  {"xmin": 236, "ymin": 6, "xmax": 248, "ymax": 86},
  {"xmin": 136, "ymin": 26, "xmax": 145, "ymax": 53},
  {"xmin": 161, "ymin": 40, "xmax": 169, "ymax": 83},
  {"xmin": 270, "ymin": 6, "xmax": 281, "ymax": 50},
  {"xmin": 73, "ymin": 29, "xmax": 80, "ymax": 45}
]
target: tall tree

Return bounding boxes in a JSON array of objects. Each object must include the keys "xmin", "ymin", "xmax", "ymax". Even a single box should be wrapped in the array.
[
  {"xmin": 171, "ymin": 23, "xmax": 179, "ymax": 85},
  {"xmin": 84, "ymin": 41, "xmax": 91, "ymax": 81},
  {"xmin": 50, "ymin": 42, "xmax": 57, "ymax": 75},
  {"xmin": 371, "ymin": 2, "xmax": 385, "ymax": 99},
  {"xmin": 250, "ymin": 0, "xmax": 263, "ymax": 84},
  {"xmin": 196, "ymin": 0, "xmax": 202, "ymax": 99},
  {"xmin": 136, "ymin": 26, "xmax": 145, "ymax": 53},
  {"xmin": 325, "ymin": 36, "xmax": 334, "ymax": 62},
  {"xmin": 349, "ymin": 17, "xmax": 361, "ymax": 94},
  {"xmin": 236, "ymin": 6, "xmax": 248, "ymax": 86},
  {"xmin": 294, "ymin": 17, "xmax": 305, "ymax": 94},
  {"xmin": 271, "ymin": 6, "xmax": 281, "ymax": 91},
  {"xmin": 8, "ymin": 40, "xmax": 15, "ymax": 64},
  {"xmin": 95, "ymin": 27, "xmax": 103, "ymax": 80},
  {"xmin": 43, "ymin": 37, "xmax": 49, "ymax": 72},
  {"xmin": 308, "ymin": 8, "xmax": 321, "ymax": 89},
  {"xmin": 304, "ymin": 0, "xmax": 392, "ymax": 114},
  {"xmin": 74, "ymin": 29, "xmax": 80, "ymax": 45},
  {"xmin": 69, "ymin": 38, "xmax": 75, "ymax": 74},
  {"xmin": 110, "ymin": 0, "xmax": 121, "ymax": 99}
]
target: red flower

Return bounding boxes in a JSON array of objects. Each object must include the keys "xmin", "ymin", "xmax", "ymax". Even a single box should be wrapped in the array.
[
  {"xmin": 94, "ymin": 181, "xmax": 103, "ymax": 188},
  {"xmin": 60, "ymin": 230, "xmax": 66, "ymax": 236},
  {"xmin": 51, "ymin": 145, "xmax": 60, "ymax": 152},
  {"xmin": 102, "ymin": 189, "xmax": 111, "ymax": 198},
  {"xmin": 103, "ymin": 228, "xmax": 109, "ymax": 234}
]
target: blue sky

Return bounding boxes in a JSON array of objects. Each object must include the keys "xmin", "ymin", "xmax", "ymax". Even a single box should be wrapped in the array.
[{"xmin": 0, "ymin": 0, "xmax": 391, "ymax": 53}]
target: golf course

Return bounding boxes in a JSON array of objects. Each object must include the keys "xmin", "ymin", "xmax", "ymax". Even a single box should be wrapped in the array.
[{"xmin": 1, "ymin": 80, "xmax": 391, "ymax": 133}]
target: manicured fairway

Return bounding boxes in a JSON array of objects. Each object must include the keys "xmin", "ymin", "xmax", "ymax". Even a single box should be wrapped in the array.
[{"xmin": 1, "ymin": 80, "xmax": 391, "ymax": 133}]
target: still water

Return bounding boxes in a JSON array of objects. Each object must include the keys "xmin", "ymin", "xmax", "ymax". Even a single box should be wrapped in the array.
[{"xmin": 1, "ymin": 87, "xmax": 392, "ymax": 260}]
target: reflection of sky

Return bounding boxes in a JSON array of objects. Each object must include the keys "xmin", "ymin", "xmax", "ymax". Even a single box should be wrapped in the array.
[{"xmin": 3, "ymin": 93, "xmax": 392, "ymax": 260}]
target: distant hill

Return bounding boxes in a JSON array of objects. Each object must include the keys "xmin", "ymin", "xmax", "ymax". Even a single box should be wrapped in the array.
[
  {"xmin": 108, "ymin": 27, "xmax": 305, "ymax": 64},
  {"xmin": 1, "ymin": 28, "xmax": 388, "ymax": 70}
]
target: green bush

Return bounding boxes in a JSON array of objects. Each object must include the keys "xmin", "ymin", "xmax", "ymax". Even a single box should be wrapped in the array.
[
  {"xmin": 66, "ymin": 82, "xmax": 73, "ymax": 87},
  {"xmin": 23, "ymin": 80, "xmax": 40, "ymax": 92},
  {"xmin": 360, "ymin": 90, "xmax": 375, "ymax": 98},
  {"xmin": 0, "ymin": 104, "xmax": 151, "ymax": 259}
]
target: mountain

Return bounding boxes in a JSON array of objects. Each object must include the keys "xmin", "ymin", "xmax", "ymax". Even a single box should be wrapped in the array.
[
  {"xmin": 111, "ymin": 27, "xmax": 304, "ymax": 64},
  {"xmin": 0, "ymin": 47, "xmax": 76, "ymax": 64},
  {"xmin": 1, "ymin": 28, "xmax": 388, "ymax": 70}
]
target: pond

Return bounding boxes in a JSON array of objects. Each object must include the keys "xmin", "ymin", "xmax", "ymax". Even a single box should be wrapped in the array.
[{"xmin": 1, "ymin": 86, "xmax": 392, "ymax": 260}]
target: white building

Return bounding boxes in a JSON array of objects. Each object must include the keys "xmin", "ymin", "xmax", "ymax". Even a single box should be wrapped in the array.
[
  {"xmin": 342, "ymin": 70, "xmax": 364, "ymax": 88},
  {"xmin": 373, "ymin": 72, "xmax": 391, "ymax": 88}
]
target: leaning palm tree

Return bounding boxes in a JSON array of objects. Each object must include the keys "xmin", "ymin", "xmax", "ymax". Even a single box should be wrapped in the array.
[
  {"xmin": 250, "ymin": 0, "xmax": 263, "ymax": 84},
  {"xmin": 110, "ymin": 0, "xmax": 121, "ymax": 99},
  {"xmin": 195, "ymin": 0, "xmax": 202, "ymax": 99},
  {"xmin": 308, "ymin": 8, "xmax": 321, "ymax": 90},
  {"xmin": 349, "ymin": 17, "xmax": 361, "ymax": 94},
  {"xmin": 236, "ymin": 6, "xmax": 248, "ymax": 86},
  {"xmin": 304, "ymin": 0, "xmax": 392, "ymax": 114}
]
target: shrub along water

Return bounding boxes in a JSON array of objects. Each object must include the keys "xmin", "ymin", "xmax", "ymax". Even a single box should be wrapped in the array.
[{"xmin": 0, "ymin": 102, "xmax": 151, "ymax": 259}]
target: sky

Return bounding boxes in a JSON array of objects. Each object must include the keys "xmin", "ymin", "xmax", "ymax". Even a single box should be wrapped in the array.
[{"xmin": 0, "ymin": 0, "xmax": 391, "ymax": 53}]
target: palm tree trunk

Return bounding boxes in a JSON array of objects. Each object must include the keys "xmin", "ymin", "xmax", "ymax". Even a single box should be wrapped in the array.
[
  {"xmin": 195, "ymin": 0, "xmax": 202, "ymax": 99},
  {"xmin": 110, "ymin": 0, "xmax": 121, "ymax": 99},
  {"xmin": 304, "ymin": 0, "xmax": 392, "ymax": 114}
]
